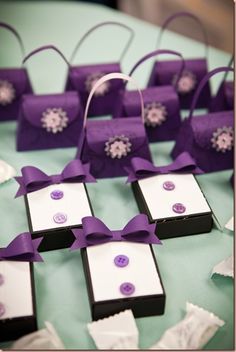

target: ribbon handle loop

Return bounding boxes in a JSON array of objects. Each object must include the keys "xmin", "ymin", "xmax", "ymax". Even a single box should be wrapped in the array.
[
  {"xmin": 70, "ymin": 21, "xmax": 134, "ymax": 63},
  {"xmin": 0, "ymin": 22, "xmax": 25, "ymax": 57},
  {"xmin": 83, "ymin": 72, "xmax": 145, "ymax": 128}
]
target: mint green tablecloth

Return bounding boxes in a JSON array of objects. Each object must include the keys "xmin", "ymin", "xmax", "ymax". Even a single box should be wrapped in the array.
[{"xmin": 0, "ymin": 1, "xmax": 233, "ymax": 350}]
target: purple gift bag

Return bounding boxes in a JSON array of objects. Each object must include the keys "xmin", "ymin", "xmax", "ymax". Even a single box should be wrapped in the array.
[
  {"xmin": 76, "ymin": 73, "xmax": 152, "ymax": 178},
  {"xmin": 17, "ymin": 45, "xmax": 83, "ymax": 151},
  {"xmin": 147, "ymin": 12, "xmax": 211, "ymax": 109},
  {"xmin": 0, "ymin": 22, "xmax": 32, "ymax": 121},
  {"xmin": 210, "ymin": 56, "xmax": 234, "ymax": 112},
  {"xmin": 171, "ymin": 67, "xmax": 234, "ymax": 173},
  {"xmin": 113, "ymin": 49, "xmax": 184, "ymax": 142},
  {"xmin": 65, "ymin": 21, "xmax": 134, "ymax": 117}
]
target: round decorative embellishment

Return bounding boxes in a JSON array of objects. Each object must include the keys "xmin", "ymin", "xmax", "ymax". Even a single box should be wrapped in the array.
[
  {"xmin": 105, "ymin": 135, "xmax": 132, "ymax": 159},
  {"xmin": 50, "ymin": 189, "xmax": 64, "ymax": 200},
  {"xmin": 41, "ymin": 108, "xmax": 68, "ymax": 133},
  {"xmin": 172, "ymin": 203, "xmax": 186, "ymax": 214},
  {"xmin": 120, "ymin": 282, "xmax": 135, "ymax": 296},
  {"xmin": 173, "ymin": 70, "xmax": 197, "ymax": 94},
  {"xmin": 0, "ymin": 80, "xmax": 15, "ymax": 106},
  {"xmin": 211, "ymin": 126, "xmax": 234, "ymax": 153},
  {"xmin": 53, "ymin": 212, "xmax": 67, "ymax": 224},
  {"xmin": 144, "ymin": 102, "xmax": 167, "ymax": 127},
  {"xmin": 163, "ymin": 181, "xmax": 175, "ymax": 191},
  {"xmin": 114, "ymin": 254, "xmax": 129, "ymax": 268},
  {"xmin": 85, "ymin": 72, "xmax": 110, "ymax": 97}
]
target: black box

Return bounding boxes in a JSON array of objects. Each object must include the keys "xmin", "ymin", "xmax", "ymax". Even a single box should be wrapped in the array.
[
  {"xmin": 24, "ymin": 183, "xmax": 93, "ymax": 252},
  {"xmin": 0, "ymin": 261, "xmax": 37, "ymax": 342},
  {"xmin": 81, "ymin": 242, "xmax": 166, "ymax": 320},
  {"xmin": 132, "ymin": 174, "xmax": 212, "ymax": 240}
]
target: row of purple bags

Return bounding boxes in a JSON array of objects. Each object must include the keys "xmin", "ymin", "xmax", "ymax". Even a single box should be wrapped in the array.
[
  {"xmin": 1, "ymin": 14, "xmax": 233, "ymax": 123},
  {"xmin": 0, "ymin": 15, "xmax": 234, "ymax": 178}
]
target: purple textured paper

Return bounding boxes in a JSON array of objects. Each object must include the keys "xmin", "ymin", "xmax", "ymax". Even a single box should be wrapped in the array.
[
  {"xmin": 76, "ymin": 117, "xmax": 152, "ymax": 178},
  {"xmin": 147, "ymin": 58, "xmax": 211, "ymax": 109},
  {"xmin": 113, "ymin": 85, "xmax": 181, "ymax": 142},
  {"xmin": 0, "ymin": 233, "xmax": 43, "ymax": 262},
  {"xmin": 66, "ymin": 62, "xmax": 124, "ymax": 117},
  {"xmin": 0, "ymin": 67, "xmax": 32, "ymax": 121},
  {"xmin": 71, "ymin": 214, "xmax": 161, "ymax": 249},
  {"xmin": 171, "ymin": 110, "xmax": 234, "ymax": 172},
  {"xmin": 210, "ymin": 81, "xmax": 234, "ymax": 112},
  {"xmin": 125, "ymin": 152, "xmax": 203, "ymax": 183},
  {"xmin": 15, "ymin": 159, "xmax": 96, "ymax": 197},
  {"xmin": 17, "ymin": 91, "xmax": 83, "ymax": 151}
]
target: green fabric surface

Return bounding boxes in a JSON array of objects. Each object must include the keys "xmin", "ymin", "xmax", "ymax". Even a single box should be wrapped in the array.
[{"xmin": 0, "ymin": 1, "xmax": 233, "ymax": 350}]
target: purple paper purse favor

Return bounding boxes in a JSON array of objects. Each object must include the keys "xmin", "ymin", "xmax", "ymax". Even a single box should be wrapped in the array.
[
  {"xmin": 65, "ymin": 21, "xmax": 134, "ymax": 117},
  {"xmin": 171, "ymin": 67, "xmax": 234, "ymax": 173},
  {"xmin": 76, "ymin": 73, "xmax": 152, "ymax": 178},
  {"xmin": 113, "ymin": 49, "xmax": 184, "ymax": 142},
  {"xmin": 17, "ymin": 45, "xmax": 83, "ymax": 151},
  {"xmin": 0, "ymin": 22, "xmax": 32, "ymax": 121},
  {"xmin": 147, "ymin": 12, "xmax": 211, "ymax": 109},
  {"xmin": 210, "ymin": 57, "xmax": 234, "ymax": 112}
]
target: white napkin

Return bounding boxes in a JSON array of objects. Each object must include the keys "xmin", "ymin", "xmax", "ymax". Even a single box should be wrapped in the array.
[
  {"xmin": 11, "ymin": 321, "xmax": 65, "ymax": 349},
  {"xmin": 0, "ymin": 160, "xmax": 16, "ymax": 184},
  {"xmin": 212, "ymin": 255, "xmax": 234, "ymax": 278},
  {"xmin": 87, "ymin": 310, "xmax": 139, "ymax": 349}
]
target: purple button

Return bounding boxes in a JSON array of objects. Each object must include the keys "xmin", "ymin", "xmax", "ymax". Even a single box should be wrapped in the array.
[
  {"xmin": 53, "ymin": 212, "xmax": 67, "ymax": 224},
  {"xmin": 172, "ymin": 203, "xmax": 186, "ymax": 214},
  {"xmin": 163, "ymin": 181, "xmax": 175, "ymax": 191},
  {"xmin": 120, "ymin": 282, "xmax": 135, "ymax": 296},
  {"xmin": 114, "ymin": 255, "xmax": 129, "ymax": 268},
  {"xmin": 50, "ymin": 189, "xmax": 64, "ymax": 200},
  {"xmin": 0, "ymin": 303, "xmax": 5, "ymax": 317},
  {"xmin": 0, "ymin": 274, "xmax": 4, "ymax": 286}
]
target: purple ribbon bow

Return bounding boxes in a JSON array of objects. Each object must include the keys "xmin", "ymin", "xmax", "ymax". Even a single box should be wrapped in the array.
[
  {"xmin": 15, "ymin": 159, "xmax": 96, "ymax": 197},
  {"xmin": 0, "ymin": 233, "xmax": 43, "ymax": 262},
  {"xmin": 71, "ymin": 214, "xmax": 161, "ymax": 249},
  {"xmin": 125, "ymin": 152, "xmax": 203, "ymax": 183}
]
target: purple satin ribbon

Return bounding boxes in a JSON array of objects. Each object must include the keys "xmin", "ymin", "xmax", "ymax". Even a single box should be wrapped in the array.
[
  {"xmin": 15, "ymin": 159, "xmax": 96, "ymax": 197},
  {"xmin": 125, "ymin": 152, "xmax": 203, "ymax": 183},
  {"xmin": 71, "ymin": 214, "xmax": 161, "ymax": 249},
  {"xmin": 0, "ymin": 233, "xmax": 43, "ymax": 262}
]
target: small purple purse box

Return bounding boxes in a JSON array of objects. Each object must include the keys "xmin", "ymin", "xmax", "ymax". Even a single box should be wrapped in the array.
[
  {"xmin": 65, "ymin": 21, "xmax": 134, "ymax": 117},
  {"xmin": 171, "ymin": 67, "xmax": 234, "ymax": 173},
  {"xmin": 113, "ymin": 49, "xmax": 184, "ymax": 142},
  {"xmin": 0, "ymin": 22, "xmax": 32, "ymax": 121},
  {"xmin": 147, "ymin": 12, "xmax": 211, "ymax": 109},
  {"xmin": 76, "ymin": 73, "xmax": 152, "ymax": 178},
  {"xmin": 210, "ymin": 56, "xmax": 234, "ymax": 112},
  {"xmin": 17, "ymin": 45, "xmax": 83, "ymax": 151}
]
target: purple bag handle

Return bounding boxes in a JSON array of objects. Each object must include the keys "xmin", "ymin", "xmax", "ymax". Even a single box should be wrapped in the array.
[
  {"xmin": 189, "ymin": 66, "xmax": 234, "ymax": 120},
  {"xmin": 83, "ymin": 72, "xmax": 144, "ymax": 128},
  {"xmin": 70, "ymin": 21, "xmax": 134, "ymax": 63},
  {"xmin": 221, "ymin": 55, "xmax": 234, "ymax": 82},
  {"xmin": 22, "ymin": 45, "xmax": 70, "ymax": 66},
  {"xmin": 0, "ymin": 21, "xmax": 25, "ymax": 57},
  {"xmin": 129, "ymin": 49, "xmax": 185, "ymax": 88},
  {"xmin": 157, "ymin": 12, "xmax": 209, "ymax": 58}
]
